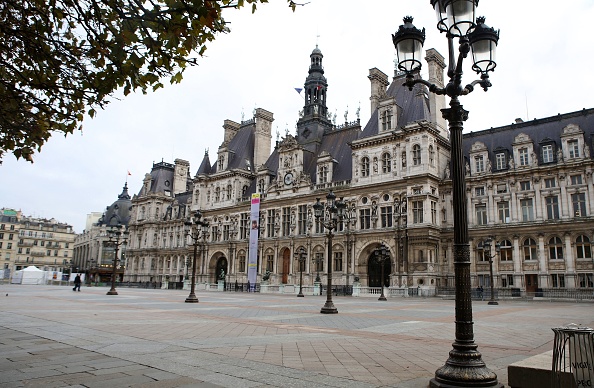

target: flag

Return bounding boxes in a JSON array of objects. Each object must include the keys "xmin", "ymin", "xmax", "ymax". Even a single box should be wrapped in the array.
[
  {"xmin": 316, "ymin": 85, "xmax": 322, "ymax": 90},
  {"xmin": 294, "ymin": 88, "xmax": 303, "ymax": 94},
  {"xmin": 127, "ymin": 170, "xmax": 131, "ymax": 176}
]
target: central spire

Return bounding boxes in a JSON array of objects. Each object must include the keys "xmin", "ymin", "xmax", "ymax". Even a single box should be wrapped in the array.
[{"xmin": 303, "ymin": 45, "xmax": 328, "ymax": 119}]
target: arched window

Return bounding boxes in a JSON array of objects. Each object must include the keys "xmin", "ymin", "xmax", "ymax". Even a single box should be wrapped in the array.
[
  {"xmin": 523, "ymin": 238, "xmax": 537, "ymax": 260},
  {"xmin": 258, "ymin": 179, "xmax": 265, "ymax": 193},
  {"xmin": 226, "ymin": 185, "xmax": 232, "ymax": 200},
  {"xmin": 499, "ymin": 240, "xmax": 513, "ymax": 261},
  {"xmin": 549, "ymin": 237, "xmax": 564, "ymax": 260},
  {"xmin": 429, "ymin": 145, "xmax": 435, "ymax": 166},
  {"xmin": 402, "ymin": 151, "xmax": 407, "ymax": 168},
  {"xmin": 381, "ymin": 153, "xmax": 392, "ymax": 173},
  {"xmin": 361, "ymin": 157, "xmax": 370, "ymax": 177},
  {"xmin": 413, "ymin": 144, "xmax": 422, "ymax": 165},
  {"xmin": 576, "ymin": 235, "xmax": 592, "ymax": 259},
  {"xmin": 215, "ymin": 187, "xmax": 220, "ymax": 202}
]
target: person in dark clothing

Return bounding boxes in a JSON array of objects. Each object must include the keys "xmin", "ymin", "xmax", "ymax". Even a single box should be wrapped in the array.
[{"xmin": 73, "ymin": 274, "xmax": 81, "ymax": 292}]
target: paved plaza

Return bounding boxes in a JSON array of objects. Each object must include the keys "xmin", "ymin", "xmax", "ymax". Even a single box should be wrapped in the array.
[{"xmin": 0, "ymin": 285, "xmax": 592, "ymax": 388}]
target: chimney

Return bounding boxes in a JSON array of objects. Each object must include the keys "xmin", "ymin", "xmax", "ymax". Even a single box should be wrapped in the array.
[
  {"xmin": 253, "ymin": 108, "xmax": 274, "ymax": 168},
  {"xmin": 368, "ymin": 68, "xmax": 389, "ymax": 113},
  {"xmin": 425, "ymin": 49, "xmax": 447, "ymax": 133}
]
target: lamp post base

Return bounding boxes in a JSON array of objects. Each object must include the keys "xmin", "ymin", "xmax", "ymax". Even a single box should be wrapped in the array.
[
  {"xmin": 320, "ymin": 302, "xmax": 338, "ymax": 314},
  {"xmin": 430, "ymin": 348, "xmax": 503, "ymax": 388},
  {"xmin": 378, "ymin": 295, "xmax": 387, "ymax": 301},
  {"xmin": 297, "ymin": 293, "xmax": 304, "ymax": 297},
  {"xmin": 106, "ymin": 289, "xmax": 118, "ymax": 296},
  {"xmin": 488, "ymin": 300, "xmax": 499, "ymax": 305},
  {"xmin": 185, "ymin": 294, "xmax": 199, "ymax": 303}
]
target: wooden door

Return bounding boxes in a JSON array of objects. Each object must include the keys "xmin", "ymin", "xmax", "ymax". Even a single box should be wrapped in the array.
[{"xmin": 282, "ymin": 249, "xmax": 290, "ymax": 284}]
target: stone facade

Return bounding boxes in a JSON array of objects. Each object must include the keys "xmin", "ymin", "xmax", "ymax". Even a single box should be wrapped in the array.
[{"xmin": 122, "ymin": 47, "xmax": 594, "ymax": 293}]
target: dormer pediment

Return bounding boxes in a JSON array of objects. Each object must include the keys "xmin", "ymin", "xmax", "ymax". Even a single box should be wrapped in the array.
[
  {"xmin": 513, "ymin": 133, "xmax": 533, "ymax": 146},
  {"xmin": 470, "ymin": 141, "xmax": 488, "ymax": 153}
]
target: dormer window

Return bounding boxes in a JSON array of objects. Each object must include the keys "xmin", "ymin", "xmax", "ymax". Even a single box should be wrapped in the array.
[
  {"xmin": 568, "ymin": 139, "xmax": 580, "ymax": 158},
  {"xmin": 381, "ymin": 109, "xmax": 393, "ymax": 131},
  {"xmin": 495, "ymin": 152, "xmax": 507, "ymax": 170},
  {"xmin": 519, "ymin": 148, "xmax": 529, "ymax": 166},
  {"xmin": 541, "ymin": 144, "xmax": 554, "ymax": 163},
  {"xmin": 218, "ymin": 155, "xmax": 224, "ymax": 170},
  {"xmin": 258, "ymin": 179, "xmax": 265, "ymax": 193},
  {"xmin": 475, "ymin": 155, "xmax": 484, "ymax": 173},
  {"xmin": 318, "ymin": 165, "xmax": 328, "ymax": 183}
]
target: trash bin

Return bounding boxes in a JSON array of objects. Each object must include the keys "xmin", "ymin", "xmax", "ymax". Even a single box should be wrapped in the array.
[{"xmin": 551, "ymin": 324, "xmax": 594, "ymax": 388}]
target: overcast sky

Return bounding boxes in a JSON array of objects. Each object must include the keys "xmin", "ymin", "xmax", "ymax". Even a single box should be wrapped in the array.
[{"xmin": 2, "ymin": 0, "xmax": 594, "ymax": 233}]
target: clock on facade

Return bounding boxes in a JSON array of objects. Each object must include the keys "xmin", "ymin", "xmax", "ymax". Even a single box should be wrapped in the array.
[{"xmin": 284, "ymin": 173, "xmax": 294, "ymax": 185}]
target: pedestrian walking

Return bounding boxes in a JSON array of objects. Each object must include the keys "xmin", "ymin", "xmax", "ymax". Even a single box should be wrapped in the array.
[{"xmin": 73, "ymin": 274, "xmax": 81, "ymax": 292}]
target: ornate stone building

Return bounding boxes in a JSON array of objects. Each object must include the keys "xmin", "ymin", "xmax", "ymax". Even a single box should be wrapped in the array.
[
  {"xmin": 73, "ymin": 183, "xmax": 132, "ymax": 282},
  {"xmin": 123, "ymin": 46, "xmax": 594, "ymax": 294}
]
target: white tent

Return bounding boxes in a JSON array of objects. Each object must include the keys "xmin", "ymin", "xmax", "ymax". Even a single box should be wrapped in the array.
[{"xmin": 12, "ymin": 266, "xmax": 47, "ymax": 285}]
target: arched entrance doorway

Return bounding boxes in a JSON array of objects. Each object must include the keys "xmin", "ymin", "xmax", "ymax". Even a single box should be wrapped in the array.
[
  {"xmin": 215, "ymin": 257, "xmax": 227, "ymax": 283},
  {"xmin": 368, "ymin": 253, "xmax": 391, "ymax": 287}
]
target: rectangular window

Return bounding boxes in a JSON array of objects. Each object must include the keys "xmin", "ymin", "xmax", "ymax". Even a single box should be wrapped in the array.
[
  {"xmin": 240, "ymin": 213, "xmax": 249, "ymax": 240},
  {"xmin": 297, "ymin": 205, "xmax": 307, "ymax": 235},
  {"xmin": 475, "ymin": 187, "xmax": 485, "ymax": 196},
  {"xmin": 551, "ymin": 274, "xmax": 565, "ymax": 288},
  {"xmin": 568, "ymin": 140, "xmax": 580, "ymax": 158},
  {"xmin": 281, "ymin": 207, "xmax": 291, "ymax": 237},
  {"xmin": 266, "ymin": 209, "xmax": 276, "ymax": 238},
  {"xmin": 521, "ymin": 199, "xmax": 534, "ymax": 222},
  {"xmin": 497, "ymin": 202, "xmax": 510, "ymax": 223},
  {"xmin": 380, "ymin": 206, "xmax": 392, "ymax": 228},
  {"xmin": 544, "ymin": 177, "xmax": 556, "ymax": 188},
  {"xmin": 211, "ymin": 226, "xmax": 219, "ymax": 242},
  {"xmin": 239, "ymin": 255, "xmax": 246, "ymax": 272},
  {"xmin": 7, "ymin": 243, "xmax": 12, "ymax": 249},
  {"xmin": 578, "ymin": 273, "xmax": 593, "ymax": 288},
  {"xmin": 542, "ymin": 144, "xmax": 554, "ymax": 163},
  {"xmin": 412, "ymin": 201, "xmax": 424, "ymax": 224},
  {"xmin": 359, "ymin": 209, "xmax": 371, "ymax": 230},
  {"xmin": 475, "ymin": 205, "xmax": 487, "ymax": 225},
  {"xmin": 571, "ymin": 175, "xmax": 583, "ymax": 185},
  {"xmin": 572, "ymin": 193, "xmax": 587, "ymax": 217},
  {"xmin": 519, "ymin": 148, "xmax": 529, "ymax": 166},
  {"xmin": 223, "ymin": 225, "xmax": 230, "ymax": 241},
  {"xmin": 501, "ymin": 274, "xmax": 514, "ymax": 287},
  {"xmin": 8, "ymin": 234, "xmax": 13, "ymax": 240},
  {"xmin": 520, "ymin": 181, "xmax": 531, "ymax": 191},
  {"xmin": 475, "ymin": 155, "xmax": 484, "ymax": 173},
  {"xmin": 495, "ymin": 153, "xmax": 506, "ymax": 170},
  {"xmin": 333, "ymin": 251, "xmax": 343, "ymax": 272},
  {"xmin": 546, "ymin": 196, "xmax": 560, "ymax": 220},
  {"xmin": 315, "ymin": 252, "xmax": 324, "ymax": 272},
  {"xmin": 431, "ymin": 201, "xmax": 437, "ymax": 224}
]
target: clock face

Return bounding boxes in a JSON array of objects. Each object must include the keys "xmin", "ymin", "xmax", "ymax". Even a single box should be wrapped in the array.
[{"xmin": 284, "ymin": 173, "xmax": 294, "ymax": 185}]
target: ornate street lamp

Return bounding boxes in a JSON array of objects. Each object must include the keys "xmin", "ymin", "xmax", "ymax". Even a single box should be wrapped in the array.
[
  {"xmin": 373, "ymin": 242, "xmax": 391, "ymax": 301},
  {"xmin": 483, "ymin": 238, "xmax": 500, "ymax": 306},
  {"xmin": 184, "ymin": 210, "xmax": 209, "ymax": 303},
  {"xmin": 312, "ymin": 254, "xmax": 323, "ymax": 283},
  {"xmin": 313, "ymin": 190, "xmax": 347, "ymax": 314},
  {"xmin": 106, "ymin": 224, "xmax": 129, "ymax": 296},
  {"xmin": 393, "ymin": 2, "xmax": 501, "ymax": 387},
  {"xmin": 294, "ymin": 246, "xmax": 307, "ymax": 297}
]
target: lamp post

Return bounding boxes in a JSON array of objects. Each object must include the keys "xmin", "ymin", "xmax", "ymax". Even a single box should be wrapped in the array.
[
  {"xmin": 295, "ymin": 246, "xmax": 307, "ymax": 297},
  {"xmin": 312, "ymin": 254, "xmax": 322, "ymax": 283},
  {"xmin": 106, "ymin": 224, "xmax": 129, "ymax": 296},
  {"xmin": 483, "ymin": 238, "xmax": 500, "ymax": 306},
  {"xmin": 393, "ymin": 1, "xmax": 501, "ymax": 387},
  {"xmin": 184, "ymin": 210, "xmax": 209, "ymax": 303},
  {"xmin": 394, "ymin": 194, "xmax": 407, "ymax": 287},
  {"xmin": 313, "ymin": 190, "xmax": 347, "ymax": 314},
  {"xmin": 374, "ymin": 242, "xmax": 391, "ymax": 301}
]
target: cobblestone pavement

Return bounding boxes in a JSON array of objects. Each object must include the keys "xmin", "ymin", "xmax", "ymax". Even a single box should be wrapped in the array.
[{"xmin": 0, "ymin": 285, "xmax": 592, "ymax": 387}]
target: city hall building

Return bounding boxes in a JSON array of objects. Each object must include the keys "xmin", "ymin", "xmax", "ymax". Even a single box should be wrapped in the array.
[{"xmin": 121, "ymin": 46, "xmax": 594, "ymax": 295}]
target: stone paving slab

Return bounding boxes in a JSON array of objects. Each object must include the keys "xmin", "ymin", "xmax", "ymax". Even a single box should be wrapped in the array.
[{"xmin": 1, "ymin": 285, "xmax": 593, "ymax": 387}]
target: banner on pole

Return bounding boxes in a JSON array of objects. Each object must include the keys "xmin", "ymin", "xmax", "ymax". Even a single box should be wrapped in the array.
[{"xmin": 247, "ymin": 193, "xmax": 260, "ymax": 290}]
